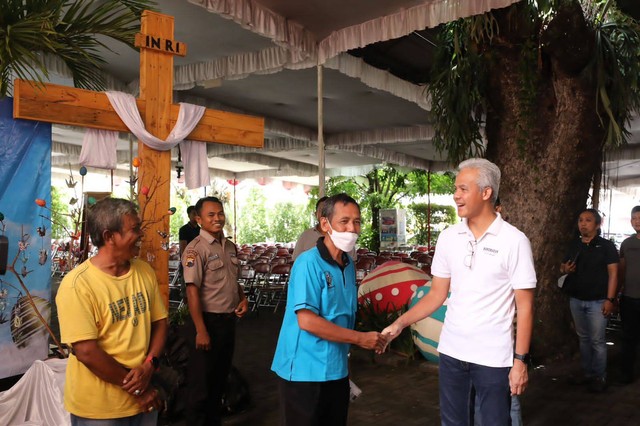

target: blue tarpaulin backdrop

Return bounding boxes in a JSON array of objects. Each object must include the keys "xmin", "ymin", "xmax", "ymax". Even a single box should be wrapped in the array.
[{"xmin": 0, "ymin": 97, "xmax": 52, "ymax": 379}]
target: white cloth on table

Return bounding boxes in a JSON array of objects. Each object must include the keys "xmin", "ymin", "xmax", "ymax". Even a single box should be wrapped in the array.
[
  {"xmin": 0, "ymin": 358, "xmax": 157, "ymax": 426},
  {"xmin": 0, "ymin": 358, "xmax": 70, "ymax": 426}
]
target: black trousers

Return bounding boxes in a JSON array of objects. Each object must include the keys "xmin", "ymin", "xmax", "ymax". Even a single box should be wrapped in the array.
[
  {"xmin": 620, "ymin": 296, "xmax": 640, "ymax": 379},
  {"xmin": 184, "ymin": 312, "xmax": 236, "ymax": 426},
  {"xmin": 278, "ymin": 376, "xmax": 350, "ymax": 426}
]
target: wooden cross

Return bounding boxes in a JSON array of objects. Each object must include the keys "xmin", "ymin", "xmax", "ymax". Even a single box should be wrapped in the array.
[{"xmin": 13, "ymin": 11, "xmax": 264, "ymax": 307}]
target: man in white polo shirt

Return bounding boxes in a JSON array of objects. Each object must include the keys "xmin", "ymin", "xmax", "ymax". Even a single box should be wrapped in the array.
[{"xmin": 381, "ymin": 158, "xmax": 536, "ymax": 426}]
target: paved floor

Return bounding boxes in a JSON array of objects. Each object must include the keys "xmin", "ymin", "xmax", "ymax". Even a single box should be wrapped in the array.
[
  {"xmin": 10, "ymin": 279, "xmax": 639, "ymax": 426},
  {"xmin": 215, "ymin": 309, "xmax": 640, "ymax": 426}
]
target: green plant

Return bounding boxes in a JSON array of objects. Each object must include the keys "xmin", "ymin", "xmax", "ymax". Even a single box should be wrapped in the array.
[
  {"xmin": 407, "ymin": 203, "xmax": 457, "ymax": 247},
  {"xmin": 237, "ymin": 187, "xmax": 269, "ymax": 244},
  {"xmin": 0, "ymin": 0, "xmax": 157, "ymax": 97},
  {"xmin": 428, "ymin": 1, "xmax": 640, "ymax": 165},
  {"xmin": 589, "ymin": 1, "xmax": 640, "ymax": 146},
  {"xmin": 168, "ymin": 303, "xmax": 189, "ymax": 326},
  {"xmin": 356, "ymin": 299, "xmax": 416, "ymax": 359},
  {"xmin": 428, "ymin": 18, "xmax": 488, "ymax": 164},
  {"xmin": 50, "ymin": 185, "xmax": 70, "ymax": 239},
  {"xmin": 269, "ymin": 201, "xmax": 308, "ymax": 243},
  {"xmin": 325, "ymin": 167, "xmax": 448, "ymax": 252}
]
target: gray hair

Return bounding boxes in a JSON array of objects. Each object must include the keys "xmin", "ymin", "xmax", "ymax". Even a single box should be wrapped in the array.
[
  {"xmin": 458, "ymin": 158, "xmax": 501, "ymax": 204},
  {"xmin": 88, "ymin": 198, "xmax": 139, "ymax": 248},
  {"xmin": 321, "ymin": 193, "xmax": 360, "ymax": 221}
]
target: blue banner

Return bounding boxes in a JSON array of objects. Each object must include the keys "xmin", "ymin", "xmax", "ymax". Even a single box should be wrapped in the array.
[{"xmin": 0, "ymin": 97, "xmax": 52, "ymax": 378}]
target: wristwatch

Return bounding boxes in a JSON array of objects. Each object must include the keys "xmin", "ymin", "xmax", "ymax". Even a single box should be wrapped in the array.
[
  {"xmin": 514, "ymin": 353, "xmax": 531, "ymax": 364},
  {"xmin": 607, "ymin": 297, "xmax": 616, "ymax": 303},
  {"xmin": 145, "ymin": 355, "xmax": 160, "ymax": 371}
]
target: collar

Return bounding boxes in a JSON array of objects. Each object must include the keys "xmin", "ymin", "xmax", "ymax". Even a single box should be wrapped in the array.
[
  {"xmin": 316, "ymin": 236, "xmax": 350, "ymax": 269},
  {"xmin": 200, "ymin": 229, "xmax": 225, "ymax": 245},
  {"xmin": 580, "ymin": 235, "xmax": 602, "ymax": 247},
  {"xmin": 458, "ymin": 213, "xmax": 504, "ymax": 241}
]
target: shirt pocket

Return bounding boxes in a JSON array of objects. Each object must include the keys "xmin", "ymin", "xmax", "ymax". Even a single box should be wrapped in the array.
[{"xmin": 206, "ymin": 257, "xmax": 225, "ymax": 282}]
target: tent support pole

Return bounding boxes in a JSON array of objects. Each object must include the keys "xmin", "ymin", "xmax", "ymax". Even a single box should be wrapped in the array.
[{"xmin": 317, "ymin": 64, "xmax": 325, "ymax": 197}]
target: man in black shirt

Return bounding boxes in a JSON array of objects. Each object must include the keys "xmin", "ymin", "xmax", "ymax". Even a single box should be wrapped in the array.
[
  {"xmin": 560, "ymin": 208, "xmax": 619, "ymax": 392},
  {"xmin": 179, "ymin": 206, "xmax": 200, "ymax": 257}
]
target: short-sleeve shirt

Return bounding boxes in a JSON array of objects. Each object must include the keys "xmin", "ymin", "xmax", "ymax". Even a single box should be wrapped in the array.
[
  {"xmin": 179, "ymin": 222, "xmax": 200, "ymax": 245},
  {"xmin": 292, "ymin": 227, "xmax": 322, "ymax": 260},
  {"xmin": 271, "ymin": 237, "xmax": 357, "ymax": 382},
  {"xmin": 563, "ymin": 236, "xmax": 619, "ymax": 300},
  {"xmin": 56, "ymin": 258, "xmax": 167, "ymax": 419},
  {"xmin": 431, "ymin": 214, "xmax": 537, "ymax": 368},
  {"xmin": 619, "ymin": 236, "xmax": 640, "ymax": 297},
  {"xmin": 182, "ymin": 230, "xmax": 240, "ymax": 313}
]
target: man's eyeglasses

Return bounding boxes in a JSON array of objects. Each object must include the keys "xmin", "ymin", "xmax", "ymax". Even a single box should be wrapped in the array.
[{"xmin": 464, "ymin": 240, "xmax": 477, "ymax": 269}]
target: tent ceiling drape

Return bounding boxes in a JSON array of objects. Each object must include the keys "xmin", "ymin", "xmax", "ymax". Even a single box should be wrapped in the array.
[{"xmin": 32, "ymin": 0, "xmax": 640, "ymax": 187}]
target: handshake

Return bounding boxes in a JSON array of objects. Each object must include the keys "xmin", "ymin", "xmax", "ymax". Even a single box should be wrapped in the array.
[{"xmin": 358, "ymin": 321, "xmax": 403, "ymax": 354}]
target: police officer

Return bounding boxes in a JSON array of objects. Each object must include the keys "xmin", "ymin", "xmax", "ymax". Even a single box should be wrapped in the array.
[{"xmin": 182, "ymin": 196, "xmax": 248, "ymax": 426}]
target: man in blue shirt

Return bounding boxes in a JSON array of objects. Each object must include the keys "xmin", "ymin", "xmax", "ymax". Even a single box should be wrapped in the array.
[{"xmin": 271, "ymin": 193, "xmax": 387, "ymax": 425}]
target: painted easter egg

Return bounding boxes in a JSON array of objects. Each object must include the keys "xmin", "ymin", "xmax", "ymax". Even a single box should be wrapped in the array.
[
  {"xmin": 357, "ymin": 261, "xmax": 430, "ymax": 313},
  {"xmin": 409, "ymin": 284, "xmax": 448, "ymax": 363}
]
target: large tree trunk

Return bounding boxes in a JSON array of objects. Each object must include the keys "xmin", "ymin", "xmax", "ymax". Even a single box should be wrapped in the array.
[{"xmin": 484, "ymin": 4, "xmax": 606, "ymax": 361}]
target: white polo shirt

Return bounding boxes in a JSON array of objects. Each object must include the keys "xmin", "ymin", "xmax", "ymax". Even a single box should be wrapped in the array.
[{"xmin": 432, "ymin": 214, "xmax": 536, "ymax": 367}]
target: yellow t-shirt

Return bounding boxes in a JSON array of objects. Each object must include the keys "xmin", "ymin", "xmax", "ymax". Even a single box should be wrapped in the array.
[{"xmin": 56, "ymin": 258, "xmax": 167, "ymax": 419}]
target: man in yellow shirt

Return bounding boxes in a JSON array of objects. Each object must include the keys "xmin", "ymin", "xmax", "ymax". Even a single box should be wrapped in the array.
[{"xmin": 56, "ymin": 198, "xmax": 168, "ymax": 425}]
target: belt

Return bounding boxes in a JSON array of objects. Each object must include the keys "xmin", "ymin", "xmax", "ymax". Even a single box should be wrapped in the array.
[{"xmin": 203, "ymin": 311, "xmax": 236, "ymax": 319}]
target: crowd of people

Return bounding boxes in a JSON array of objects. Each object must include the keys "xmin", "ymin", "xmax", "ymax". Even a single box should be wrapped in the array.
[{"xmin": 53, "ymin": 157, "xmax": 640, "ymax": 426}]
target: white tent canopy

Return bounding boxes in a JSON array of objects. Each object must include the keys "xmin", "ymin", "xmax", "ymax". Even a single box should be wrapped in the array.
[{"xmin": 22, "ymin": 0, "xmax": 640, "ymax": 188}]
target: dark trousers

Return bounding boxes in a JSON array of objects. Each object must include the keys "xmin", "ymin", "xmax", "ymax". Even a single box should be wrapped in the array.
[
  {"xmin": 439, "ymin": 353, "xmax": 511, "ymax": 426},
  {"xmin": 620, "ymin": 296, "xmax": 640, "ymax": 380},
  {"xmin": 184, "ymin": 313, "xmax": 236, "ymax": 426},
  {"xmin": 278, "ymin": 376, "xmax": 350, "ymax": 426}
]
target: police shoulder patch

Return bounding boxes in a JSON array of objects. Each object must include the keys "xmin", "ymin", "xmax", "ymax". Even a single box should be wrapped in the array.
[{"xmin": 184, "ymin": 250, "xmax": 197, "ymax": 268}]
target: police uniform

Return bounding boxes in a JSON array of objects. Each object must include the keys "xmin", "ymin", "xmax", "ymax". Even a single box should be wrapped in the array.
[{"xmin": 182, "ymin": 229, "xmax": 241, "ymax": 426}]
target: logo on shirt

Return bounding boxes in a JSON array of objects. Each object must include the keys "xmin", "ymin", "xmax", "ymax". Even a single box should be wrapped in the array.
[
  {"xmin": 184, "ymin": 249, "xmax": 196, "ymax": 268},
  {"xmin": 324, "ymin": 271, "xmax": 334, "ymax": 288},
  {"xmin": 483, "ymin": 247, "xmax": 499, "ymax": 255},
  {"xmin": 108, "ymin": 291, "xmax": 149, "ymax": 325}
]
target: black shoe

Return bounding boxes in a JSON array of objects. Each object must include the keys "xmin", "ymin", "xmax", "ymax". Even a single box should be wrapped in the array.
[
  {"xmin": 568, "ymin": 375, "xmax": 593, "ymax": 386},
  {"xmin": 588, "ymin": 377, "xmax": 607, "ymax": 393}
]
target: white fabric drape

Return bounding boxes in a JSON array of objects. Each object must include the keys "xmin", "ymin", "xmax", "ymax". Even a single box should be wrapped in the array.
[
  {"xmin": 0, "ymin": 359, "xmax": 69, "ymax": 426},
  {"xmin": 105, "ymin": 92, "xmax": 205, "ymax": 151},
  {"xmin": 181, "ymin": 140, "xmax": 211, "ymax": 189},
  {"xmin": 188, "ymin": 0, "xmax": 522, "ymax": 65},
  {"xmin": 326, "ymin": 125, "xmax": 437, "ymax": 147},
  {"xmin": 318, "ymin": 0, "xmax": 523, "ymax": 63},
  {"xmin": 324, "ymin": 54, "xmax": 430, "ymax": 111},
  {"xmin": 79, "ymin": 128, "xmax": 118, "ymax": 169},
  {"xmin": 0, "ymin": 359, "xmax": 157, "ymax": 426},
  {"xmin": 105, "ymin": 91, "xmax": 209, "ymax": 189}
]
